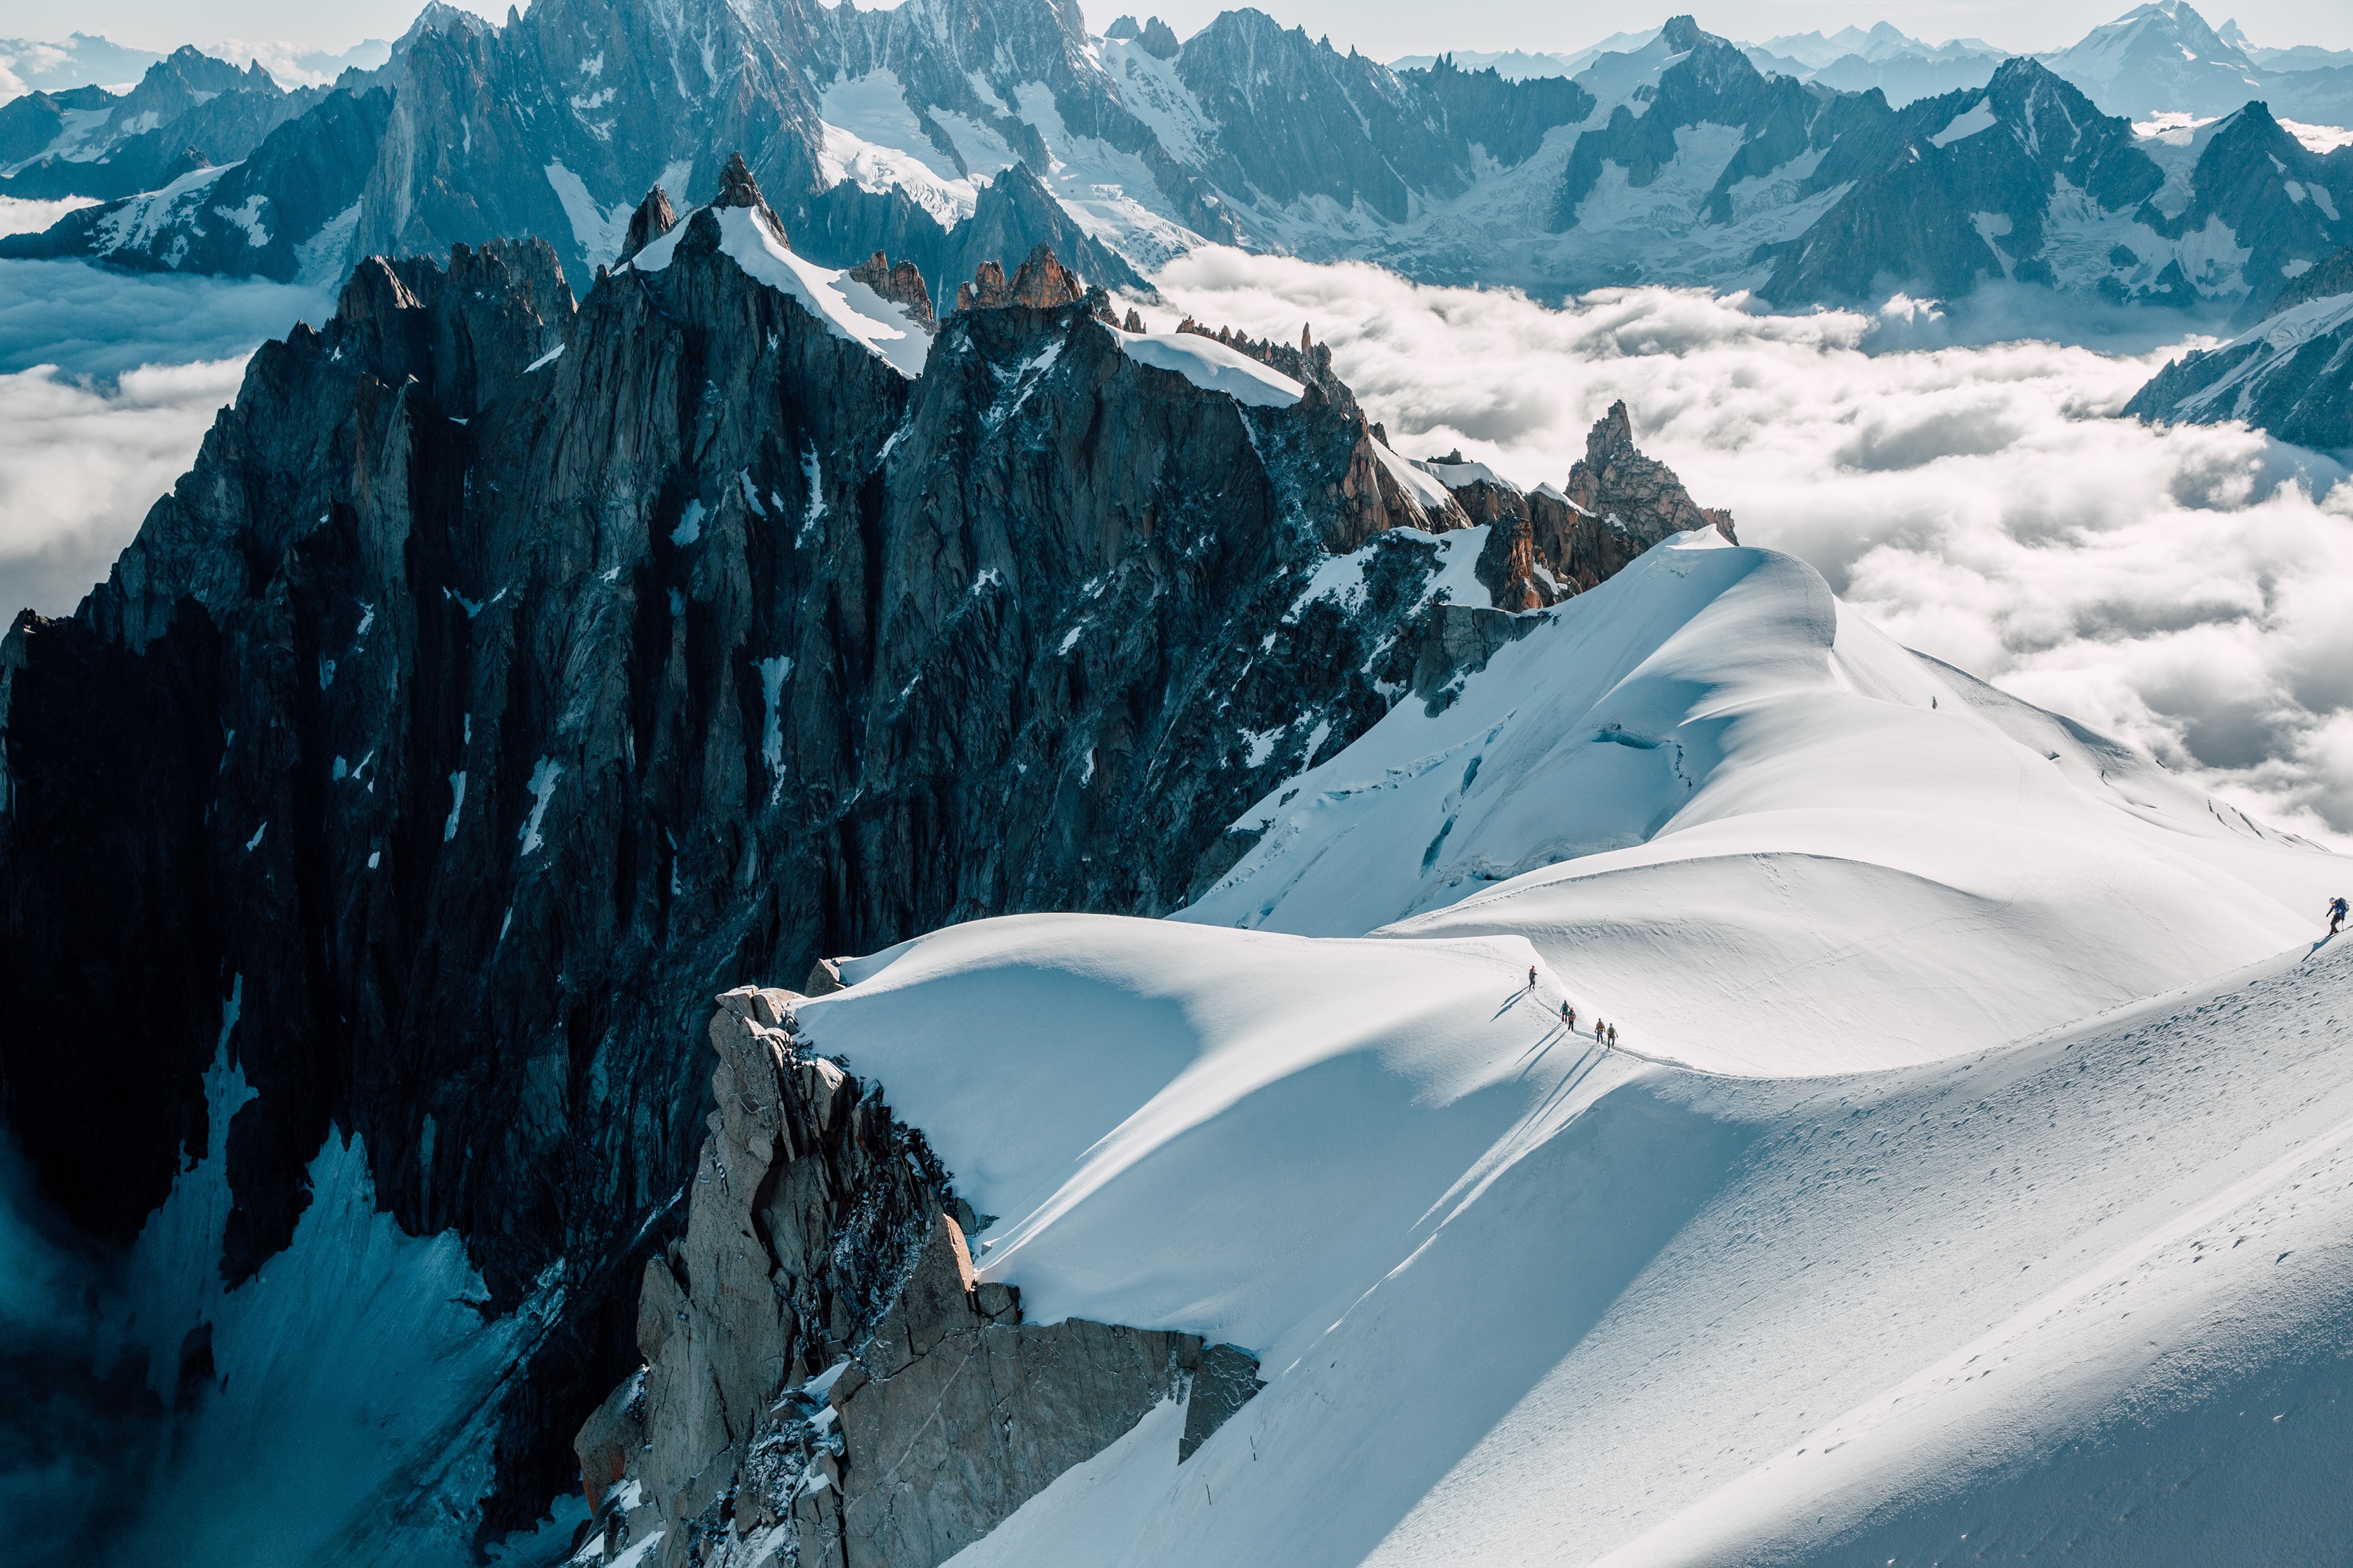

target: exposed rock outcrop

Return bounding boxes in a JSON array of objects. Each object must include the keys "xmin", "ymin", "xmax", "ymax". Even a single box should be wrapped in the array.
[
  {"xmin": 1565, "ymin": 400, "xmax": 1740, "ymax": 546},
  {"xmin": 846, "ymin": 251, "xmax": 937, "ymax": 330},
  {"xmin": 621, "ymin": 185, "xmax": 680, "ymax": 264},
  {"xmin": 954, "ymin": 240, "xmax": 1093, "ymax": 312},
  {"xmin": 1401, "ymin": 403, "xmax": 1741, "ymax": 612},
  {"xmin": 582, "ymin": 990, "xmax": 1260, "ymax": 1568},
  {"xmin": 2122, "ymin": 278, "xmax": 2353, "ymax": 455}
]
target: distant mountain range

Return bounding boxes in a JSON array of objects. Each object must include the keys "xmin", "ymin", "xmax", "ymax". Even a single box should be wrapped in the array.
[
  {"xmin": 1, "ymin": 0, "xmax": 2349, "ymax": 322},
  {"xmin": 1400, "ymin": 22, "xmax": 2011, "ymax": 110},
  {"xmin": 1402, "ymin": 3, "xmax": 2353, "ymax": 120},
  {"xmin": 0, "ymin": 29, "xmax": 388, "ymax": 97}
]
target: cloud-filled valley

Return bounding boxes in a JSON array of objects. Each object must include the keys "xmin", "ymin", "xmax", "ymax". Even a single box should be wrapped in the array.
[
  {"xmin": 1151, "ymin": 251, "xmax": 2353, "ymax": 842},
  {"xmin": 0, "ymin": 355, "xmax": 252, "ymax": 624},
  {"xmin": 0, "ymin": 209, "xmax": 334, "ymax": 625}
]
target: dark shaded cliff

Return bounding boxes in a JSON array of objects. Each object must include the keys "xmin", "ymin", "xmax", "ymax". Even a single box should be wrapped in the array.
[{"xmin": 0, "ymin": 165, "xmax": 1541, "ymax": 1540}]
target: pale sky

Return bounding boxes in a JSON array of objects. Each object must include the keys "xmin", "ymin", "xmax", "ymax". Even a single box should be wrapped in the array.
[{"xmin": 3, "ymin": 0, "xmax": 2346, "ymax": 70}]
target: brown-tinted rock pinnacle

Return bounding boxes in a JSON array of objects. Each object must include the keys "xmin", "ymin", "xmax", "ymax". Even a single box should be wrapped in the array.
[
  {"xmin": 710, "ymin": 150, "xmax": 787, "ymax": 243},
  {"xmin": 955, "ymin": 242, "xmax": 1088, "ymax": 312},
  {"xmin": 1565, "ymin": 400, "xmax": 1738, "ymax": 544},
  {"xmin": 618, "ymin": 185, "xmax": 676, "ymax": 263},
  {"xmin": 847, "ymin": 250, "xmax": 937, "ymax": 329}
]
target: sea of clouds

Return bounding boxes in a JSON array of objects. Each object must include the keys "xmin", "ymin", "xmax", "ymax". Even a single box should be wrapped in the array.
[
  {"xmin": 0, "ymin": 201, "xmax": 334, "ymax": 622},
  {"xmin": 1153, "ymin": 250, "xmax": 2353, "ymax": 844}
]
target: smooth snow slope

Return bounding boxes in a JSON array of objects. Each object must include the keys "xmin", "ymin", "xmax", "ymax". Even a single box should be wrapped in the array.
[
  {"xmin": 1182, "ymin": 529, "xmax": 2338, "ymax": 1075},
  {"xmin": 781, "ymin": 527, "xmax": 2353, "ymax": 1566},
  {"xmin": 795, "ymin": 909, "xmax": 2353, "ymax": 1568}
]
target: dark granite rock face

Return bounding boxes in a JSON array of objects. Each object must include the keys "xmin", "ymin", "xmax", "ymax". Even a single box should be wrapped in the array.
[{"xmin": 5, "ymin": 153, "xmax": 1693, "ymax": 1538}]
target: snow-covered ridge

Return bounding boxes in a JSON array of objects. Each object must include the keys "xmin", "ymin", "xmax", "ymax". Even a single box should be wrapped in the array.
[
  {"xmin": 1114, "ymin": 329, "xmax": 1303, "ymax": 407},
  {"xmin": 799, "ymin": 927, "xmax": 2353, "ymax": 1567},
  {"xmin": 626, "ymin": 203, "xmax": 933, "ymax": 377},
  {"xmin": 771, "ymin": 520, "xmax": 2352, "ymax": 1566},
  {"xmin": 1183, "ymin": 530, "xmax": 2334, "ymax": 1076}
]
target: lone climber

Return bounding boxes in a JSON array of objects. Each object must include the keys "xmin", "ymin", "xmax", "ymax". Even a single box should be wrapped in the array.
[{"xmin": 2331, "ymin": 895, "xmax": 2349, "ymax": 936}]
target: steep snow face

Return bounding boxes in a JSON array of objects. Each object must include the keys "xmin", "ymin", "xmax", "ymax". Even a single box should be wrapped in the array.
[
  {"xmin": 1115, "ymin": 329, "xmax": 1303, "ymax": 407},
  {"xmin": 79, "ymin": 1020, "xmax": 577, "ymax": 1567},
  {"xmin": 1179, "ymin": 531, "xmax": 2336, "ymax": 1075},
  {"xmin": 629, "ymin": 204, "xmax": 933, "ymax": 376},
  {"xmin": 818, "ymin": 68, "xmax": 995, "ymax": 226}
]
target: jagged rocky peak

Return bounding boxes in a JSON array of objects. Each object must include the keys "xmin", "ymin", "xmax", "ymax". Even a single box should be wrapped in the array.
[
  {"xmin": 326, "ymin": 239, "xmax": 574, "ymax": 420},
  {"xmin": 710, "ymin": 149, "xmax": 788, "ymax": 243},
  {"xmin": 956, "ymin": 241, "xmax": 1089, "ymax": 312},
  {"xmin": 1412, "ymin": 400, "xmax": 1738, "ymax": 613},
  {"xmin": 847, "ymin": 250, "xmax": 938, "ymax": 329},
  {"xmin": 1570, "ymin": 399, "xmax": 1738, "ymax": 544},
  {"xmin": 576, "ymin": 989, "xmax": 1263, "ymax": 1568},
  {"xmin": 618, "ymin": 185, "xmax": 678, "ymax": 264},
  {"xmin": 1139, "ymin": 15, "xmax": 1183, "ymax": 56},
  {"xmin": 1104, "ymin": 12, "xmax": 1182, "ymax": 56}
]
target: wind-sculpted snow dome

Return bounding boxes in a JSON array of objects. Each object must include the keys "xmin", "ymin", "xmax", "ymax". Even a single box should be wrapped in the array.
[
  {"xmin": 781, "ymin": 529, "xmax": 2353, "ymax": 1566},
  {"xmin": 1185, "ymin": 529, "xmax": 2335, "ymax": 1074}
]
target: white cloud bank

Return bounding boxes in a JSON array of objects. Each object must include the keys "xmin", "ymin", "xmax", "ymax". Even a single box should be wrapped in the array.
[
  {"xmin": 0, "ymin": 257, "xmax": 332, "ymax": 623},
  {"xmin": 0, "ymin": 357, "xmax": 246, "ymax": 622},
  {"xmin": 1151, "ymin": 249, "xmax": 2353, "ymax": 842},
  {"xmin": 0, "ymin": 257, "xmax": 333, "ymax": 376},
  {"xmin": 0, "ymin": 195, "xmax": 96, "ymax": 238}
]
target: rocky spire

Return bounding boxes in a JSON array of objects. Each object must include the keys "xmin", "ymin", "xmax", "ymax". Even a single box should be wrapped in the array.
[
  {"xmin": 1565, "ymin": 400, "xmax": 1737, "ymax": 544},
  {"xmin": 847, "ymin": 250, "xmax": 937, "ymax": 330},
  {"xmin": 1463, "ymin": 399, "xmax": 1738, "ymax": 612},
  {"xmin": 954, "ymin": 243, "xmax": 1087, "ymax": 312},
  {"xmin": 710, "ymin": 151, "xmax": 787, "ymax": 244},
  {"xmin": 616, "ymin": 185, "xmax": 676, "ymax": 264}
]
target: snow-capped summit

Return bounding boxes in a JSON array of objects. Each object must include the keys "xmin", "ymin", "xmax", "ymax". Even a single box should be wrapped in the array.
[{"xmin": 2039, "ymin": 0, "xmax": 2273, "ymax": 117}]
